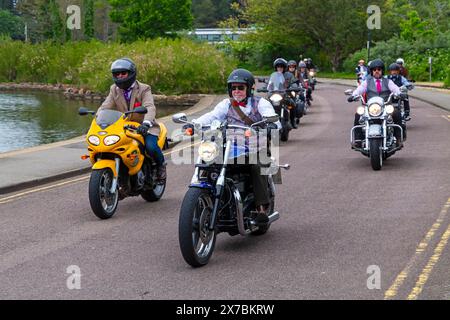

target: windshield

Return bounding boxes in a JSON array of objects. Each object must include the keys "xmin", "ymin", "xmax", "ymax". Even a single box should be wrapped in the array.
[
  {"xmin": 95, "ymin": 109, "xmax": 123, "ymax": 128},
  {"xmin": 267, "ymin": 72, "xmax": 286, "ymax": 91}
]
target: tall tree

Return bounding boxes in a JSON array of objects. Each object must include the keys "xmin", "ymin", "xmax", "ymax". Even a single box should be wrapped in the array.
[
  {"xmin": 109, "ymin": 0, "xmax": 193, "ymax": 42},
  {"xmin": 0, "ymin": 9, "xmax": 24, "ymax": 39},
  {"xmin": 84, "ymin": 0, "xmax": 94, "ymax": 39}
]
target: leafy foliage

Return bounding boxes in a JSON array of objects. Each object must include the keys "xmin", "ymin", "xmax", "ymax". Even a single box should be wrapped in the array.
[
  {"xmin": 109, "ymin": 0, "xmax": 193, "ymax": 42},
  {"xmin": 0, "ymin": 38, "xmax": 237, "ymax": 94}
]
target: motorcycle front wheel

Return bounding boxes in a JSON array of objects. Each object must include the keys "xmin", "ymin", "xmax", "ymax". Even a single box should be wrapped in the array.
[
  {"xmin": 179, "ymin": 188, "xmax": 216, "ymax": 267},
  {"xmin": 369, "ymin": 138, "xmax": 383, "ymax": 171},
  {"xmin": 88, "ymin": 168, "xmax": 119, "ymax": 219}
]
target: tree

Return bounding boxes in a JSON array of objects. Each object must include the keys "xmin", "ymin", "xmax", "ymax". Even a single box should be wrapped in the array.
[
  {"xmin": 84, "ymin": 0, "xmax": 94, "ymax": 39},
  {"xmin": 0, "ymin": 0, "xmax": 15, "ymax": 11},
  {"xmin": 109, "ymin": 0, "xmax": 193, "ymax": 42},
  {"xmin": 242, "ymin": 0, "xmax": 396, "ymax": 71},
  {"xmin": 0, "ymin": 9, "xmax": 24, "ymax": 39}
]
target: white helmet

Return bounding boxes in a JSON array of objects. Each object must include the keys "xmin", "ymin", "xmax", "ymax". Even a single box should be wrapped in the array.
[{"xmin": 396, "ymin": 58, "xmax": 405, "ymax": 65}]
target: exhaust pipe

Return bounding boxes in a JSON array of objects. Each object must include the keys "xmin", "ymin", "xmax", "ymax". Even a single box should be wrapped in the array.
[
  {"xmin": 268, "ymin": 211, "xmax": 280, "ymax": 224},
  {"xmin": 278, "ymin": 164, "xmax": 290, "ymax": 170}
]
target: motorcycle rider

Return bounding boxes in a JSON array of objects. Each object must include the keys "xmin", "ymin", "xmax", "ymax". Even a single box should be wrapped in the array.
[
  {"xmin": 268, "ymin": 58, "xmax": 289, "ymax": 91},
  {"xmin": 186, "ymin": 69, "xmax": 280, "ymax": 226},
  {"xmin": 388, "ymin": 63, "xmax": 414, "ymax": 120},
  {"xmin": 396, "ymin": 58, "xmax": 410, "ymax": 79},
  {"xmin": 355, "ymin": 59, "xmax": 368, "ymax": 84},
  {"xmin": 98, "ymin": 58, "xmax": 166, "ymax": 181},
  {"xmin": 298, "ymin": 61, "xmax": 313, "ymax": 102},
  {"xmin": 286, "ymin": 60, "xmax": 300, "ymax": 87},
  {"xmin": 348, "ymin": 58, "xmax": 403, "ymax": 148}
]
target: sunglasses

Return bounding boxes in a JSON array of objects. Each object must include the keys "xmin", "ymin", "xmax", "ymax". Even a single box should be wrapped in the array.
[
  {"xmin": 231, "ymin": 85, "xmax": 246, "ymax": 91},
  {"xmin": 113, "ymin": 71, "xmax": 128, "ymax": 77},
  {"xmin": 373, "ymin": 68, "xmax": 383, "ymax": 71}
]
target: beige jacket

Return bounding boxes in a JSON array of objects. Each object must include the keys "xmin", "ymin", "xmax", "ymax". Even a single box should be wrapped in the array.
[{"xmin": 98, "ymin": 80, "xmax": 160, "ymax": 136}]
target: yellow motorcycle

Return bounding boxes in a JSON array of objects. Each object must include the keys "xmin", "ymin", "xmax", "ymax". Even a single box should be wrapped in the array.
[{"xmin": 79, "ymin": 106, "xmax": 167, "ymax": 219}]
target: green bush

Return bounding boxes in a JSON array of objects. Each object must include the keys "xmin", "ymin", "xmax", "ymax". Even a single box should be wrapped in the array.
[{"xmin": 0, "ymin": 38, "xmax": 237, "ymax": 94}]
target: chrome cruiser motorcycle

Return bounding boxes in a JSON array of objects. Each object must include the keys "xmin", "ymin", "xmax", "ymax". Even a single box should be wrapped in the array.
[
  {"xmin": 346, "ymin": 90, "xmax": 405, "ymax": 171},
  {"xmin": 172, "ymin": 113, "xmax": 289, "ymax": 267}
]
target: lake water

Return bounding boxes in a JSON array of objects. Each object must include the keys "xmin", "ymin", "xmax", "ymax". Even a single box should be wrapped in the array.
[{"xmin": 0, "ymin": 91, "xmax": 192, "ymax": 153}]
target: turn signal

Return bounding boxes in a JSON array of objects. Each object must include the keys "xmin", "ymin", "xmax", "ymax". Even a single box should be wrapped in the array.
[
  {"xmin": 185, "ymin": 128, "xmax": 193, "ymax": 136},
  {"xmin": 81, "ymin": 155, "xmax": 90, "ymax": 160},
  {"xmin": 245, "ymin": 129, "xmax": 252, "ymax": 137}
]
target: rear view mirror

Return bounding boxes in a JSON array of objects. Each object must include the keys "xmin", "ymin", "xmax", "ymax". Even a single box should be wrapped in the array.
[
  {"xmin": 78, "ymin": 107, "xmax": 95, "ymax": 116},
  {"xmin": 172, "ymin": 113, "xmax": 188, "ymax": 124},
  {"xmin": 344, "ymin": 89, "xmax": 353, "ymax": 96}
]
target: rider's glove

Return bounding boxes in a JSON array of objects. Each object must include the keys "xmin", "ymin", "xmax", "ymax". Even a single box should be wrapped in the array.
[
  {"xmin": 137, "ymin": 123, "xmax": 150, "ymax": 136},
  {"xmin": 399, "ymin": 92, "xmax": 408, "ymax": 100},
  {"xmin": 266, "ymin": 122, "xmax": 278, "ymax": 132},
  {"xmin": 347, "ymin": 95, "xmax": 356, "ymax": 103}
]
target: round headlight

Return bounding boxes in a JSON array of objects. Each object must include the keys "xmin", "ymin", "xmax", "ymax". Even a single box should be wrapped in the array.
[
  {"xmin": 291, "ymin": 91, "xmax": 296, "ymax": 97},
  {"xmin": 88, "ymin": 135, "xmax": 100, "ymax": 146},
  {"xmin": 198, "ymin": 141, "xmax": 219, "ymax": 162},
  {"xmin": 104, "ymin": 135, "xmax": 120, "ymax": 146},
  {"xmin": 309, "ymin": 71, "xmax": 315, "ymax": 77},
  {"xmin": 356, "ymin": 106, "xmax": 365, "ymax": 115},
  {"xmin": 385, "ymin": 104, "xmax": 394, "ymax": 114},
  {"xmin": 270, "ymin": 94, "xmax": 283, "ymax": 103},
  {"xmin": 368, "ymin": 103, "xmax": 383, "ymax": 117}
]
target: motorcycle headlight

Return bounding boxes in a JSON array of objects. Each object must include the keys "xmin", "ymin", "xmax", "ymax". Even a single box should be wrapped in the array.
[
  {"xmin": 88, "ymin": 135, "xmax": 100, "ymax": 146},
  {"xmin": 270, "ymin": 94, "xmax": 283, "ymax": 103},
  {"xmin": 368, "ymin": 103, "xmax": 383, "ymax": 117},
  {"xmin": 309, "ymin": 71, "xmax": 315, "ymax": 77},
  {"xmin": 198, "ymin": 141, "xmax": 219, "ymax": 163},
  {"xmin": 291, "ymin": 91, "xmax": 296, "ymax": 98},
  {"xmin": 385, "ymin": 104, "xmax": 394, "ymax": 114},
  {"xmin": 104, "ymin": 135, "xmax": 120, "ymax": 146},
  {"xmin": 356, "ymin": 106, "xmax": 365, "ymax": 115}
]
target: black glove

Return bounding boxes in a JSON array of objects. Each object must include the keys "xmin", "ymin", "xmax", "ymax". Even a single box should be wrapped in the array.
[
  {"xmin": 266, "ymin": 122, "xmax": 278, "ymax": 131},
  {"xmin": 399, "ymin": 92, "xmax": 408, "ymax": 100},
  {"xmin": 137, "ymin": 123, "xmax": 150, "ymax": 136},
  {"xmin": 347, "ymin": 96, "xmax": 355, "ymax": 102}
]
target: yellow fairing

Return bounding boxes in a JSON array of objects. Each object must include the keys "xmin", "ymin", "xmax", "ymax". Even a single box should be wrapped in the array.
[
  {"xmin": 86, "ymin": 114, "xmax": 145, "ymax": 176},
  {"xmin": 157, "ymin": 123, "xmax": 168, "ymax": 150},
  {"xmin": 86, "ymin": 113, "xmax": 167, "ymax": 177},
  {"xmin": 92, "ymin": 160, "xmax": 117, "ymax": 177}
]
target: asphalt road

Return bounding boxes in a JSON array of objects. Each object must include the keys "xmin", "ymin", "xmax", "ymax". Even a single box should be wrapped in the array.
[{"xmin": 1, "ymin": 83, "xmax": 450, "ymax": 300}]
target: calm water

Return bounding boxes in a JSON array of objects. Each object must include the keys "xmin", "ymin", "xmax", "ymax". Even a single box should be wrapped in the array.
[{"xmin": 0, "ymin": 91, "xmax": 191, "ymax": 153}]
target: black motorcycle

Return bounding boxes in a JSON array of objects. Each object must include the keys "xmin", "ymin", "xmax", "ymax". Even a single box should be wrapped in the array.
[
  {"xmin": 257, "ymin": 87, "xmax": 303, "ymax": 141},
  {"xmin": 172, "ymin": 113, "xmax": 289, "ymax": 267}
]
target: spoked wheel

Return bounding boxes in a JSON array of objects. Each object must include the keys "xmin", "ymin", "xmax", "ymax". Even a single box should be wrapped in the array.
[
  {"xmin": 179, "ymin": 188, "xmax": 216, "ymax": 267},
  {"xmin": 88, "ymin": 168, "xmax": 119, "ymax": 219},
  {"xmin": 369, "ymin": 138, "xmax": 383, "ymax": 171}
]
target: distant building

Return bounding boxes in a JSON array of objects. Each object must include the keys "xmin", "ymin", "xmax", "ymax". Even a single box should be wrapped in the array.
[{"xmin": 189, "ymin": 28, "xmax": 252, "ymax": 44}]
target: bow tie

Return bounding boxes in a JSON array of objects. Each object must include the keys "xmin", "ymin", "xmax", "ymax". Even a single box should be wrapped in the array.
[{"xmin": 232, "ymin": 100, "xmax": 247, "ymax": 107}]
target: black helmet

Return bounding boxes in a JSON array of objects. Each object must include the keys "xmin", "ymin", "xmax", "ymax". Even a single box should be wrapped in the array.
[
  {"xmin": 369, "ymin": 59, "xmax": 385, "ymax": 73},
  {"xmin": 273, "ymin": 58, "xmax": 288, "ymax": 71},
  {"xmin": 227, "ymin": 69, "xmax": 255, "ymax": 98},
  {"xmin": 388, "ymin": 63, "xmax": 400, "ymax": 71},
  {"xmin": 287, "ymin": 60, "xmax": 297, "ymax": 67},
  {"xmin": 111, "ymin": 58, "xmax": 137, "ymax": 90}
]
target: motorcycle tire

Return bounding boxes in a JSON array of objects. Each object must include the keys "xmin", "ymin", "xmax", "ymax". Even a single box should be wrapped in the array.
[
  {"xmin": 141, "ymin": 179, "xmax": 166, "ymax": 202},
  {"xmin": 179, "ymin": 188, "xmax": 216, "ymax": 267},
  {"xmin": 88, "ymin": 168, "xmax": 119, "ymax": 219},
  {"xmin": 369, "ymin": 138, "xmax": 383, "ymax": 171}
]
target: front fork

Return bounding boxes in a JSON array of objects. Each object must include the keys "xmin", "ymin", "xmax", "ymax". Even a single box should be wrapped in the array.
[{"xmin": 208, "ymin": 140, "xmax": 231, "ymax": 231}]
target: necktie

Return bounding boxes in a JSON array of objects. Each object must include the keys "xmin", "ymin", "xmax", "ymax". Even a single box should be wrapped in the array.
[
  {"xmin": 232, "ymin": 100, "xmax": 247, "ymax": 107},
  {"xmin": 376, "ymin": 79, "xmax": 381, "ymax": 93}
]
